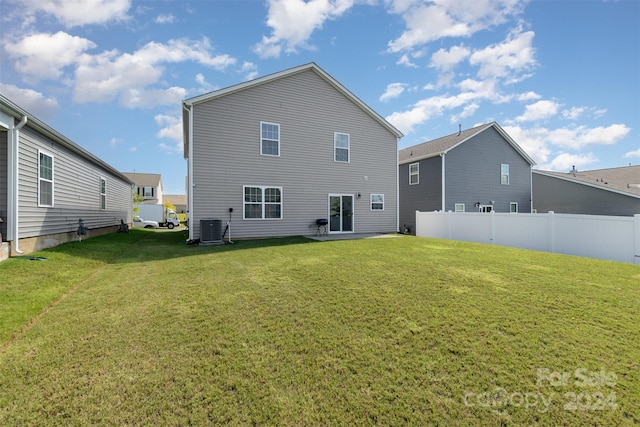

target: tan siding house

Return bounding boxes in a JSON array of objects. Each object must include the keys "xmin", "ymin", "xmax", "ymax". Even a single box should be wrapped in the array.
[
  {"xmin": 1, "ymin": 94, "xmax": 134, "ymax": 259},
  {"xmin": 183, "ymin": 63, "xmax": 403, "ymax": 241}
]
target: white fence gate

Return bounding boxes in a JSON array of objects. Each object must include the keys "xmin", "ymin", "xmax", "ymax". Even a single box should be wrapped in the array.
[{"xmin": 415, "ymin": 211, "xmax": 640, "ymax": 264}]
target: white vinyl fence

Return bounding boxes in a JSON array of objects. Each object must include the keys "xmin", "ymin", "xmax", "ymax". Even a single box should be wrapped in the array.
[{"xmin": 415, "ymin": 211, "xmax": 640, "ymax": 264}]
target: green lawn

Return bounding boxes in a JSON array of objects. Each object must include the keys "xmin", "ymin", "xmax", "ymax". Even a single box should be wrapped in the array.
[{"xmin": 1, "ymin": 230, "xmax": 638, "ymax": 425}]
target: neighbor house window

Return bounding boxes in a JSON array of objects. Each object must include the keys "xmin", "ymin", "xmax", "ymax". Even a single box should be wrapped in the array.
[
  {"xmin": 455, "ymin": 203, "xmax": 465, "ymax": 212},
  {"xmin": 261, "ymin": 122, "xmax": 280, "ymax": 156},
  {"xmin": 38, "ymin": 150, "xmax": 53, "ymax": 207},
  {"xmin": 510, "ymin": 202, "xmax": 518, "ymax": 213},
  {"xmin": 370, "ymin": 194, "xmax": 384, "ymax": 211},
  {"xmin": 501, "ymin": 164, "xmax": 510, "ymax": 185},
  {"xmin": 100, "ymin": 178, "xmax": 106, "ymax": 210},
  {"xmin": 243, "ymin": 186, "xmax": 282, "ymax": 219},
  {"xmin": 143, "ymin": 187, "xmax": 154, "ymax": 197},
  {"xmin": 334, "ymin": 132, "xmax": 350, "ymax": 162},
  {"xmin": 409, "ymin": 163, "xmax": 419, "ymax": 185}
]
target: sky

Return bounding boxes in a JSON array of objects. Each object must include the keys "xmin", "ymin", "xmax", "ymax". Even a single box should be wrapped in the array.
[{"xmin": 1, "ymin": 0, "xmax": 638, "ymax": 195}]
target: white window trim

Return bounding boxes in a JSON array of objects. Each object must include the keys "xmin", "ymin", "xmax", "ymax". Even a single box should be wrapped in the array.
[
  {"xmin": 409, "ymin": 162, "xmax": 419, "ymax": 185},
  {"xmin": 243, "ymin": 185, "xmax": 283, "ymax": 220},
  {"xmin": 501, "ymin": 163, "xmax": 510, "ymax": 185},
  {"xmin": 454, "ymin": 203, "xmax": 465, "ymax": 212},
  {"xmin": 370, "ymin": 194, "xmax": 384, "ymax": 211},
  {"xmin": 100, "ymin": 177, "xmax": 107, "ymax": 210},
  {"xmin": 260, "ymin": 122, "xmax": 280, "ymax": 157},
  {"xmin": 38, "ymin": 149, "xmax": 54, "ymax": 207},
  {"xmin": 334, "ymin": 132, "xmax": 350, "ymax": 163},
  {"xmin": 510, "ymin": 202, "xmax": 518, "ymax": 213}
]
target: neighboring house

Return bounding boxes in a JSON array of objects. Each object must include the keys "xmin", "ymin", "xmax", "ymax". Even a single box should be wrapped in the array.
[
  {"xmin": 533, "ymin": 165, "xmax": 640, "ymax": 216},
  {"xmin": 0, "ymin": 94, "xmax": 133, "ymax": 260},
  {"xmin": 398, "ymin": 122, "xmax": 536, "ymax": 234},
  {"xmin": 124, "ymin": 172, "xmax": 163, "ymax": 204},
  {"xmin": 182, "ymin": 62, "xmax": 403, "ymax": 241},
  {"xmin": 164, "ymin": 194, "xmax": 187, "ymax": 214}
]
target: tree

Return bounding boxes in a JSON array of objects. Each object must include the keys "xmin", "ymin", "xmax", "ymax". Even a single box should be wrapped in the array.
[{"xmin": 133, "ymin": 191, "xmax": 145, "ymax": 216}]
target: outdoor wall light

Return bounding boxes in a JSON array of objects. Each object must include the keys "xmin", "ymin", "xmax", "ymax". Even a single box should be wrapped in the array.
[
  {"xmin": 490, "ymin": 200, "xmax": 495, "ymax": 205},
  {"xmin": 357, "ymin": 193, "xmax": 362, "ymax": 199},
  {"xmin": 475, "ymin": 202, "xmax": 480, "ymax": 207}
]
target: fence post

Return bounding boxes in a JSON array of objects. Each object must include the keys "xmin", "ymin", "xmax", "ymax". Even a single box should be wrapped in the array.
[
  {"xmin": 447, "ymin": 210, "xmax": 452, "ymax": 240},
  {"xmin": 490, "ymin": 210, "xmax": 496, "ymax": 244},
  {"xmin": 547, "ymin": 211, "xmax": 555, "ymax": 253},
  {"xmin": 634, "ymin": 214, "xmax": 640, "ymax": 264}
]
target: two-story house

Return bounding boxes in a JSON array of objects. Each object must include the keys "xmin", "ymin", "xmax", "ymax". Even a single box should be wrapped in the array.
[
  {"xmin": 182, "ymin": 63, "xmax": 403, "ymax": 241},
  {"xmin": 398, "ymin": 122, "xmax": 535, "ymax": 234},
  {"xmin": 123, "ymin": 172, "xmax": 163, "ymax": 205}
]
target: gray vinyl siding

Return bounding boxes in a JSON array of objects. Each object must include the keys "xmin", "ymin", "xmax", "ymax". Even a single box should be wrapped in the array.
[
  {"xmin": 16, "ymin": 126, "xmax": 132, "ymax": 238},
  {"xmin": 191, "ymin": 69, "xmax": 398, "ymax": 239},
  {"xmin": 533, "ymin": 173, "xmax": 640, "ymax": 216},
  {"xmin": 398, "ymin": 156, "xmax": 442, "ymax": 234},
  {"xmin": 445, "ymin": 127, "xmax": 532, "ymax": 213},
  {"xmin": 0, "ymin": 130, "xmax": 7, "ymax": 240}
]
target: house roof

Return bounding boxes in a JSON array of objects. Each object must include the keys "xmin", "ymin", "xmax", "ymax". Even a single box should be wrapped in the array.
[
  {"xmin": 164, "ymin": 194, "xmax": 187, "ymax": 205},
  {"xmin": 122, "ymin": 172, "xmax": 162, "ymax": 189},
  {"xmin": 533, "ymin": 166, "xmax": 640, "ymax": 199},
  {"xmin": 398, "ymin": 122, "xmax": 536, "ymax": 166},
  {"xmin": 182, "ymin": 62, "xmax": 403, "ymax": 159},
  {"xmin": 0, "ymin": 94, "xmax": 134, "ymax": 186}
]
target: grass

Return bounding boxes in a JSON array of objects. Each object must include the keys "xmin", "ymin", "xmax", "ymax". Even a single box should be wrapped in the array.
[{"xmin": 0, "ymin": 229, "xmax": 639, "ymax": 425}]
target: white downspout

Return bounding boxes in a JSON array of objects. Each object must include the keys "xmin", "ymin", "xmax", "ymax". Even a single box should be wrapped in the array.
[
  {"xmin": 440, "ymin": 152, "xmax": 446, "ymax": 211},
  {"xmin": 530, "ymin": 165, "xmax": 534, "ymax": 213},
  {"xmin": 10, "ymin": 115, "xmax": 27, "ymax": 254},
  {"xmin": 395, "ymin": 137, "xmax": 400, "ymax": 233},
  {"xmin": 184, "ymin": 102, "xmax": 194, "ymax": 241}
]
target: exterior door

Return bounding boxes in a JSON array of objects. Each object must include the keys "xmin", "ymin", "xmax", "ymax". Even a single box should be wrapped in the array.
[{"xmin": 329, "ymin": 194, "xmax": 354, "ymax": 233}]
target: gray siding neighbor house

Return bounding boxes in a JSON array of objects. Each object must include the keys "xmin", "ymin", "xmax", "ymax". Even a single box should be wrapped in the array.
[
  {"xmin": 0, "ymin": 94, "xmax": 134, "ymax": 260},
  {"xmin": 399, "ymin": 122, "xmax": 535, "ymax": 234},
  {"xmin": 182, "ymin": 63, "xmax": 403, "ymax": 241},
  {"xmin": 533, "ymin": 166, "xmax": 640, "ymax": 216}
]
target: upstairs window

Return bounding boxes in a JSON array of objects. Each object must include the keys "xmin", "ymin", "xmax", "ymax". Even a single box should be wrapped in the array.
[
  {"xmin": 370, "ymin": 194, "xmax": 384, "ymax": 211},
  {"xmin": 409, "ymin": 163, "xmax": 419, "ymax": 185},
  {"xmin": 243, "ymin": 186, "xmax": 282, "ymax": 220},
  {"xmin": 501, "ymin": 164, "xmax": 510, "ymax": 185},
  {"xmin": 100, "ymin": 178, "xmax": 106, "ymax": 210},
  {"xmin": 38, "ymin": 151, "xmax": 54, "ymax": 207},
  {"xmin": 261, "ymin": 122, "xmax": 280, "ymax": 156},
  {"xmin": 334, "ymin": 132, "xmax": 350, "ymax": 162},
  {"xmin": 143, "ymin": 187, "xmax": 154, "ymax": 197},
  {"xmin": 510, "ymin": 202, "xmax": 518, "ymax": 213}
]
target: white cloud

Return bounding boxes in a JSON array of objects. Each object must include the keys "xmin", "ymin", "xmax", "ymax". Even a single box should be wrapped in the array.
[
  {"xmin": 379, "ymin": 83, "xmax": 407, "ymax": 102},
  {"xmin": 253, "ymin": 0, "xmax": 355, "ymax": 58},
  {"xmin": 5, "ymin": 31, "xmax": 96, "ymax": 81},
  {"xmin": 155, "ymin": 113, "xmax": 182, "ymax": 144},
  {"xmin": 469, "ymin": 25, "xmax": 536, "ymax": 81},
  {"xmin": 623, "ymin": 148, "xmax": 640, "ymax": 158},
  {"xmin": 155, "ymin": 13, "xmax": 175, "ymax": 24},
  {"xmin": 73, "ymin": 38, "xmax": 236, "ymax": 106},
  {"xmin": 541, "ymin": 152, "xmax": 598, "ymax": 172},
  {"xmin": 562, "ymin": 106, "xmax": 586, "ymax": 120},
  {"xmin": 0, "ymin": 84, "xmax": 59, "ymax": 120},
  {"xmin": 19, "ymin": 0, "xmax": 131, "ymax": 27},
  {"xmin": 386, "ymin": 0, "xmax": 524, "ymax": 52},
  {"xmin": 397, "ymin": 53, "xmax": 418, "ymax": 68},
  {"xmin": 516, "ymin": 100, "xmax": 561, "ymax": 122},
  {"xmin": 503, "ymin": 124, "xmax": 631, "ymax": 167},
  {"xmin": 430, "ymin": 45, "xmax": 471, "ymax": 72},
  {"xmin": 517, "ymin": 91, "xmax": 541, "ymax": 102},
  {"xmin": 240, "ymin": 61, "xmax": 259, "ymax": 80}
]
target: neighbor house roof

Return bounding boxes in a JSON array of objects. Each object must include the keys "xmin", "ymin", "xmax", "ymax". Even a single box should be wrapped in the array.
[
  {"xmin": 182, "ymin": 62, "xmax": 404, "ymax": 158},
  {"xmin": 0, "ymin": 94, "xmax": 134, "ymax": 186},
  {"xmin": 123, "ymin": 172, "xmax": 162, "ymax": 189},
  {"xmin": 398, "ymin": 122, "xmax": 536, "ymax": 166},
  {"xmin": 164, "ymin": 194, "xmax": 186, "ymax": 205},
  {"xmin": 533, "ymin": 166, "xmax": 640, "ymax": 198}
]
